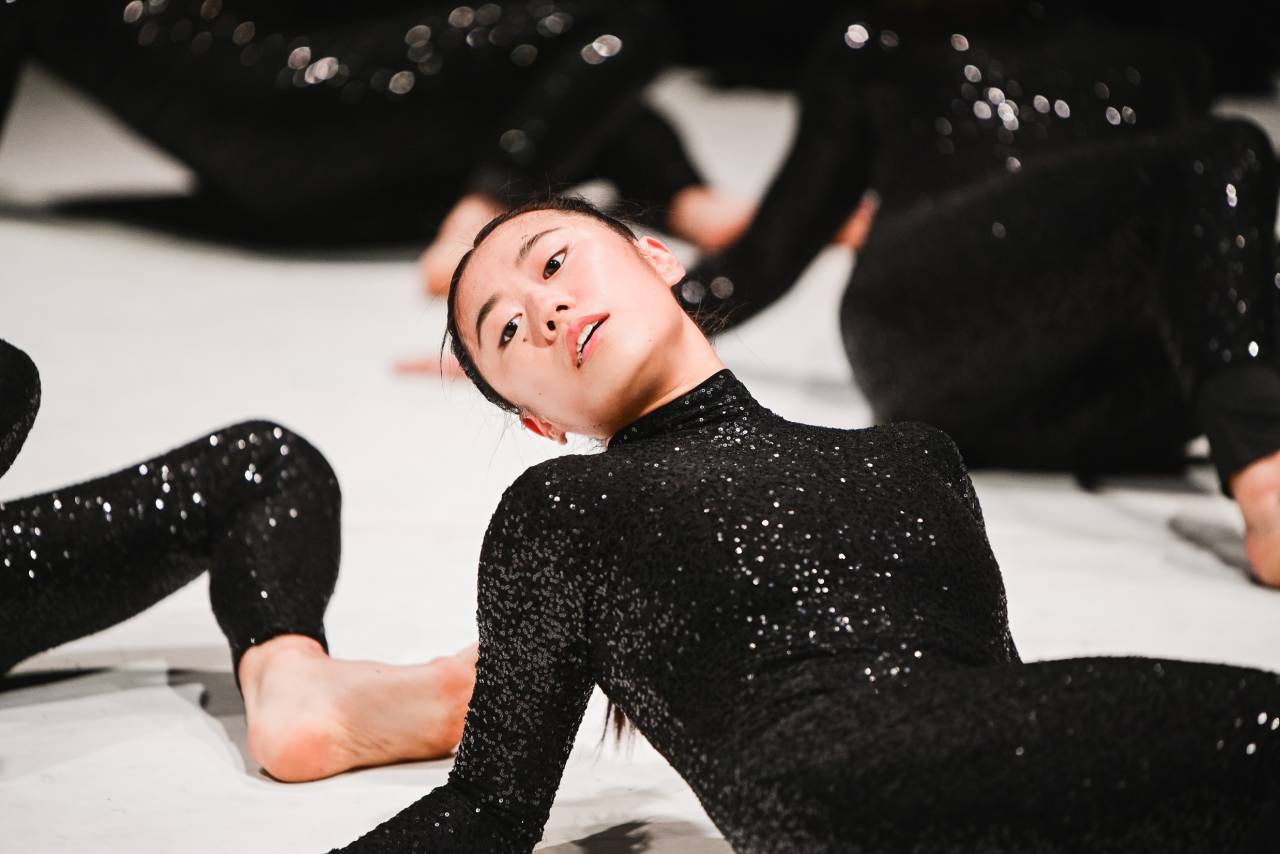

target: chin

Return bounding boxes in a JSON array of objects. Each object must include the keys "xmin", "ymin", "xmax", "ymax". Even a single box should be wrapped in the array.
[{"xmin": 577, "ymin": 346, "xmax": 649, "ymax": 428}]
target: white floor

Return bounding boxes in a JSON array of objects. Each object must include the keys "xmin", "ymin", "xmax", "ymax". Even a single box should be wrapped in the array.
[{"xmin": 1, "ymin": 65, "xmax": 1279, "ymax": 853}]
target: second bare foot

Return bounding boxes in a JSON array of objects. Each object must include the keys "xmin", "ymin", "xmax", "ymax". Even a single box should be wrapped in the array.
[{"xmin": 1230, "ymin": 447, "xmax": 1280, "ymax": 587}]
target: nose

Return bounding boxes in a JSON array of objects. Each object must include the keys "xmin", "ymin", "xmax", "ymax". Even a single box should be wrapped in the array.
[{"xmin": 529, "ymin": 290, "xmax": 570, "ymax": 344}]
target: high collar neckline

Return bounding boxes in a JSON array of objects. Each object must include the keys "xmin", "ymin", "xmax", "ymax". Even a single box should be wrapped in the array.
[{"xmin": 609, "ymin": 369, "xmax": 760, "ymax": 447}]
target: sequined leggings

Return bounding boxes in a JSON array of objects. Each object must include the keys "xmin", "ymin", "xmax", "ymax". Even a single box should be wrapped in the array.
[
  {"xmin": 841, "ymin": 117, "xmax": 1280, "ymax": 483},
  {"xmin": 0, "ymin": 420, "xmax": 341, "ymax": 677}
]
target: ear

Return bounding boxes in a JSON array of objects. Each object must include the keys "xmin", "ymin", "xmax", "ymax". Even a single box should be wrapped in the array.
[
  {"xmin": 635, "ymin": 234, "xmax": 686, "ymax": 286},
  {"xmin": 520, "ymin": 413, "xmax": 568, "ymax": 445}
]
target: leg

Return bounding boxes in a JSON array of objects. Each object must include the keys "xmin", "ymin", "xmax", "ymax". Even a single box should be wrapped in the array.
[
  {"xmin": 0, "ymin": 0, "xmax": 21, "ymax": 145},
  {"xmin": 24, "ymin": 1, "xmax": 671, "ymax": 246},
  {"xmin": 746, "ymin": 658, "xmax": 1280, "ymax": 852},
  {"xmin": 0, "ymin": 420, "xmax": 340, "ymax": 674},
  {"xmin": 0, "ymin": 340, "xmax": 40, "ymax": 480},
  {"xmin": 844, "ymin": 120, "xmax": 1280, "ymax": 467},
  {"xmin": 0, "ymin": 420, "xmax": 475, "ymax": 780}
]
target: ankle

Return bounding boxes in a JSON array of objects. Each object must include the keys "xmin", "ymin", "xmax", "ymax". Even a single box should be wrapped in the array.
[
  {"xmin": 239, "ymin": 634, "xmax": 326, "ymax": 696},
  {"xmin": 1230, "ymin": 448, "xmax": 1280, "ymax": 505}
]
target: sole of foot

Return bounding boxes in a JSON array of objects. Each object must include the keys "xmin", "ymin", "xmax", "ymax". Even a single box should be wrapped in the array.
[{"xmin": 241, "ymin": 637, "xmax": 477, "ymax": 782}]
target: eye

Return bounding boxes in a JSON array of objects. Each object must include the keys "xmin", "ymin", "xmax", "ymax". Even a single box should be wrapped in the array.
[
  {"xmin": 543, "ymin": 249, "xmax": 566, "ymax": 279},
  {"xmin": 499, "ymin": 316, "xmax": 520, "ymax": 348}
]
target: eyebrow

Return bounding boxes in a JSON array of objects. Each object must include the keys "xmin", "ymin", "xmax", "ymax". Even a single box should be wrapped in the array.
[
  {"xmin": 475, "ymin": 293, "xmax": 498, "ymax": 348},
  {"xmin": 516, "ymin": 228, "xmax": 560, "ymax": 266},
  {"xmin": 475, "ymin": 227, "xmax": 562, "ymax": 348}
]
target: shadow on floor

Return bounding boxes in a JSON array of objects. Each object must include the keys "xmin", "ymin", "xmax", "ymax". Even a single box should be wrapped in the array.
[
  {"xmin": 0, "ymin": 657, "xmax": 256, "ymax": 775},
  {"xmin": 540, "ymin": 820, "xmax": 730, "ymax": 853},
  {"xmin": 0, "ymin": 197, "xmax": 423, "ymax": 262},
  {"xmin": 1168, "ymin": 514, "xmax": 1254, "ymax": 581}
]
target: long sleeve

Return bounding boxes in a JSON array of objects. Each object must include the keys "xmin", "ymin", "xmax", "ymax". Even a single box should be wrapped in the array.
[
  {"xmin": 676, "ymin": 16, "xmax": 878, "ymax": 334},
  {"xmin": 333, "ymin": 466, "xmax": 595, "ymax": 853},
  {"xmin": 593, "ymin": 101, "xmax": 704, "ymax": 231}
]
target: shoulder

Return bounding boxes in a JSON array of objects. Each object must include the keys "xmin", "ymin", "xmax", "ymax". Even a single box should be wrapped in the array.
[
  {"xmin": 488, "ymin": 453, "xmax": 615, "ymax": 539},
  {"xmin": 499, "ymin": 453, "xmax": 608, "ymax": 506},
  {"xmin": 878, "ymin": 421, "xmax": 966, "ymax": 466}
]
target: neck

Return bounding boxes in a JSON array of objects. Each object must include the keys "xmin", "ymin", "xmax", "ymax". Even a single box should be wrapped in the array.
[{"xmin": 607, "ymin": 319, "xmax": 725, "ymax": 441}]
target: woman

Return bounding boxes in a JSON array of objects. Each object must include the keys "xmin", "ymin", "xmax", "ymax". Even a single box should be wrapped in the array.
[
  {"xmin": 664, "ymin": 11, "xmax": 1280, "ymax": 583},
  {"xmin": 0, "ymin": 338, "xmax": 474, "ymax": 782},
  {"xmin": 332, "ymin": 197, "xmax": 1280, "ymax": 852},
  {"xmin": 0, "ymin": 0, "xmax": 749, "ymax": 258}
]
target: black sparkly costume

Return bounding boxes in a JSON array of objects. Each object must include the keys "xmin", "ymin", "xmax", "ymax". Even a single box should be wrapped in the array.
[
  {"xmin": 335, "ymin": 370, "xmax": 1280, "ymax": 853},
  {"xmin": 0, "ymin": 0, "xmax": 700, "ymax": 245},
  {"xmin": 678, "ymin": 11, "xmax": 1280, "ymax": 486},
  {"xmin": 0, "ymin": 339, "xmax": 341, "ymax": 676}
]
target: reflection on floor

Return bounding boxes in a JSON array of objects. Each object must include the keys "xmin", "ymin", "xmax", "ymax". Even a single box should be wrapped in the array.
[{"xmin": 2, "ymin": 66, "xmax": 1279, "ymax": 852}]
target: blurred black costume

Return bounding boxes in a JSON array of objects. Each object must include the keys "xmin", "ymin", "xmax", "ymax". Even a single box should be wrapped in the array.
[
  {"xmin": 0, "ymin": 339, "xmax": 340, "ymax": 676},
  {"xmin": 0, "ymin": 0, "xmax": 699, "ymax": 245},
  {"xmin": 334, "ymin": 370, "xmax": 1280, "ymax": 853},
  {"xmin": 680, "ymin": 11, "xmax": 1280, "ymax": 486}
]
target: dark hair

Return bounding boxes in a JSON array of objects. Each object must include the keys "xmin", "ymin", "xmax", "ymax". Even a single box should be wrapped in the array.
[
  {"xmin": 441, "ymin": 194, "xmax": 639, "ymax": 414},
  {"xmin": 440, "ymin": 194, "xmax": 641, "ymax": 741}
]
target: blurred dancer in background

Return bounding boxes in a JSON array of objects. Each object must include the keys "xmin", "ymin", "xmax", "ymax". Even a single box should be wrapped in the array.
[
  {"xmin": 649, "ymin": 6, "xmax": 1280, "ymax": 585},
  {"xmin": 0, "ymin": 1, "xmax": 752, "ymax": 255}
]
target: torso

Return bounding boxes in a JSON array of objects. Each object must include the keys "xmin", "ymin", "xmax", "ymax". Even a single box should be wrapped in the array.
[{"xmin": 528, "ymin": 371, "xmax": 1016, "ymax": 814}]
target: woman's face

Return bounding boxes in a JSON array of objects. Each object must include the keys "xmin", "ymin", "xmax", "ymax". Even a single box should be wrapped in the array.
[{"xmin": 455, "ymin": 210, "xmax": 689, "ymax": 440}]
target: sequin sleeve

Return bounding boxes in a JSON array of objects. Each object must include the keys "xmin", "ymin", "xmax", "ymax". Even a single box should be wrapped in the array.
[
  {"xmin": 332, "ymin": 465, "xmax": 595, "ymax": 853},
  {"xmin": 676, "ymin": 15, "xmax": 879, "ymax": 333},
  {"xmin": 0, "ymin": 340, "xmax": 41, "ymax": 482}
]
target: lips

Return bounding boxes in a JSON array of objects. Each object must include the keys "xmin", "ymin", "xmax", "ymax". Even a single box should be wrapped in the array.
[{"xmin": 565, "ymin": 313, "xmax": 609, "ymax": 368}]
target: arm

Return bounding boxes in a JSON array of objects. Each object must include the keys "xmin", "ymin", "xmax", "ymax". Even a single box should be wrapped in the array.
[
  {"xmin": 676, "ymin": 21, "xmax": 879, "ymax": 334},
  {"xmin": 332, "ymin": 467, "xmax": 595, "ymax": 853}
]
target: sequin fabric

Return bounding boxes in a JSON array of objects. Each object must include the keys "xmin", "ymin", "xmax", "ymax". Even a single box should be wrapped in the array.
[
  {"xmin": 3, "ymin": 0, "xmax": 673, "ymax": 244},
  {"xmin": 0, "ymin": 340, "xmax": 341, "ymax": 676},
  {"xmin": 334, "ymin": 370, "xmax": 1280, "ymax": 853},
  {"xmin": 676, "ymin": 13, "xmax": 1280, "ymax": 479}
]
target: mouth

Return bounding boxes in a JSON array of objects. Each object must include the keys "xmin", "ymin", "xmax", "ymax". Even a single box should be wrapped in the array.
[{"xmin": 569, "ymin": 313, "xmax": 609, "ymax": 368}]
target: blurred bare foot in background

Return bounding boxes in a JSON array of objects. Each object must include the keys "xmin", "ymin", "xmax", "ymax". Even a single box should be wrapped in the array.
[
  {"xmin": 668, "ymin": 185, "xmax": 755, "ymax": 254},
  {"xmin": 1230, "ymin": 447, "xmax": 1280, "ymax": 588},
  {"xmin": 833, "ymin": 191, "xmax": 880, "ymax": 251},
  {"xmin": 395, "ymin": 352, "xmax": 466, "ymax": 378},
  {"xmin": 420, "ymin": 193, "xmax": 506, "ymax": 297}
]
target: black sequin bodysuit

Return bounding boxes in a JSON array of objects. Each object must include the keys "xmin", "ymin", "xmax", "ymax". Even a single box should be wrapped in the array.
[
  {"xmin": 335, "ymin": 370, "xmax": 1280, "ymax": 853},
  {"xmin": 0, "ymin": 339, "xmax": 341, "ymax": 676},
  {"xmin": 680, "ymin": 11, "xmax": 1280, "ymax": 483}
]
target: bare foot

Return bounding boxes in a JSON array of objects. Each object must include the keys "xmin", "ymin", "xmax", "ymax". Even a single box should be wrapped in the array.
[
  {"xmin": 833, "ymin": 191, "xmax": 880, "ymax": 251},
  {"xmin": 668, "ymin": 185, "xmax": 755, "ymax": 255},
  {"xmin": 239, "ymin": 635, "xmax": 478, "ymax": 782},
  {"xmin": 394, "ymin": 352, "xmax": 466, "ymax": 378},
  {"xmin": 420, "ymin": 193, "xmax": 507, "ymax": 298},
  {"xmin": 1229, "ymin": 448, "xmax": 1280, "ymax": 587}
]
